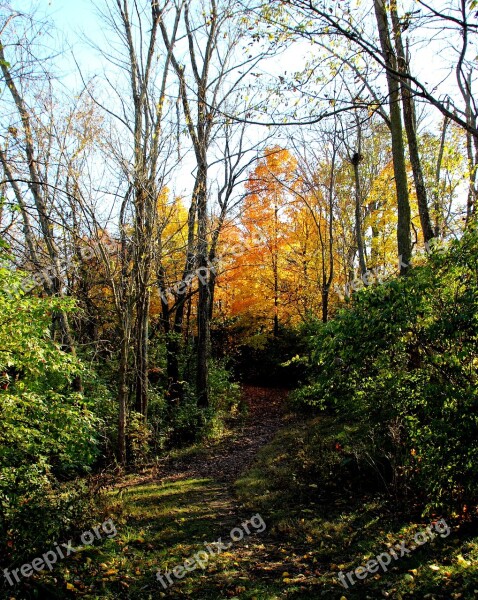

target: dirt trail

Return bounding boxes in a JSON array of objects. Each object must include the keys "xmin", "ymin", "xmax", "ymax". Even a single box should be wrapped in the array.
[
  {"xmin": 166, "ymin": 385, "xmax": 289, "ymax": 483},
  {"xmin": 118, "ymin": 385, "xmax": 290, "ymax": 488},
  {"xmin": 109, "ymin": 386, "xmax": 299, "ymax": 599}
]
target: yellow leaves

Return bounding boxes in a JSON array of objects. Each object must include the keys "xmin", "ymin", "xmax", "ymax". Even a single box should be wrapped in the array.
[
  {"xmin": 456, "ymin": 554, "xmax": 471, "ymax": 567},
  {"xmin": 66, "ymin": 583, "xmax": 76, "ymax": 591}
]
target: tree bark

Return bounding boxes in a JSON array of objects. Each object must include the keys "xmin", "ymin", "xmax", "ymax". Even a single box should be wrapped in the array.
[
  {"xmin": 196, "ymin": 163, "xmax": 210, "ymax": 408},
  {"xmin": 118, "ymin": 330, "xmax": 129, "ymax": 464},
  {"xmin": 373, "ymin": 0, "xmax": 411, "ymax": 273},
  {"xmin": 390, "ymin": 4, "xmax": 434, "ymax": 243}
]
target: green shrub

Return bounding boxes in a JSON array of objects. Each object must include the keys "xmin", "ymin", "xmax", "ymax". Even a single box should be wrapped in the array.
[
  {"xmin": 0, "ymin": 266, "xmax": 101, "ymax": 563},
  {"xmin": 127, "ymin": 411, "xmax": 153, "ymax": 463},
  {"xmin": 292, "ymin": 228, "xmax": 478, "ymax": 512},
  {"xmin": 209, "ymin": 357, "xmax": 241, "ymax": 415}
]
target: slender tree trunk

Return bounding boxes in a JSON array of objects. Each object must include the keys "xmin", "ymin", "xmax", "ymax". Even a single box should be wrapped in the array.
[
  {"xmin": 118, "ymin": 330, "xmax": 129, "ymax": 464},
  {"xmin": 134, "ymin": 292, "xmax": 150, "ymax": 417},
  {"xmin": 463, "ymin": 72, "xmax": 478, "ymax": 227},
  {"xmin": 273, "ymin": 202, "xmax": 280, "ymax": 335},
  {"xmin": 157, "ymin": 263, "xmax": 182, "ymax": 409},
  {"xmin": 322, "ymin": 288, "xmax": 329, "ymax": 323},
  {"xmin": 163, "ymin": 185, "xmax": 198, "ymax": 407},
  {"xmin": 370, "ymin": 220, "xmax": 380, "ymax": 266},
  {"xmin": 323, "ymin": 140, "xmax": 336, "ymax": 322},
  {"xmin": 0, "ymin": 42, "xmax": 80, "ymax": 368},
  {"xmin": 352, "ymin": 124, "xmax": 367, "ymax": 274},
  {"xmin": 196, "ymin": 164, "xmax": 210, "ymax": 408},
  {"xmin": 434, "ymin": 113, "xmax": 450, "ymax": 236},
  {"xmin": 391, "ymin": 5, "xmax": 434, "ymax": 243},
  {"xmin": 208, "ymin": 270, "xmax": 216, "ymax": 321},
  {"xmin": 374, "ymin": 0, "xmax": 411, "ymax": 273}
]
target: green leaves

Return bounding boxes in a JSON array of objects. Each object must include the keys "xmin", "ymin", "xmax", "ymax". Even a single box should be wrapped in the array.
[
  {"xmin": 294, "ymin": 227, "xmax": 478, "ymax": 512},
  {"xmin": 0, "ymin": 266, "xmax": 100, "ymax": 559}
]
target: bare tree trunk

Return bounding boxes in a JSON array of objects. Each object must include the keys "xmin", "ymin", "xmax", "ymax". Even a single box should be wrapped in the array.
[
  {"xmin": 391, "ymin": 5, "xmax": 434, "ymax": 243},
  {"xmin": 160, "ymin": 0, "xmax": 220, "ymax": 410},
  {"xmin": 373, "ymin": 0, "xmax": 411, "ymax": 273},
  {"xmin": 273, "ymin": 201, "xmax": 280, "ymax": 335},
  {"xmin": 323, "ymin": 139, "xmax": 336, "ymax": 322},
  {"xmin": 455, "ymin": 1, "xmax": 478, "ymax": 227},
  {"xmin": 134, "ymin": 292, "xmax": 150, "ymax": 417},
  {"xmin": 351, "ymin": 120, "xmax": 367, "ymax": 274},
  {"xmin": 196, "ymin": 164, "xmax": 210, "ymax": 408},
  {"xmin": 434, "ymin": 113, "xmax": 450, "ymax": 237},
  {"xmin": 462, "ymin": 72, "xmax": 478, "ymax": 227},
  {"xmin": 118, "ymin": 330, "xmax": 129, "ymax": 464},
  {"xmin": 167, "ymin": 187, "xmax": 198, "ymax": 407}
]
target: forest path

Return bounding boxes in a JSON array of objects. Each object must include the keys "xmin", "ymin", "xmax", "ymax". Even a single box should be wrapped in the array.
[
  {"xmin": 152, "ymin": 385, "xmax": 289, "ymax": 484},
  {"xmin": 86, "ymin": 386, "xmax": 311, "ymax": 599}
]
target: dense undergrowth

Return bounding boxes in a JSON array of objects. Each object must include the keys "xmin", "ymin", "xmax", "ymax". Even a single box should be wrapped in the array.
[
  {"xmin": 235, "ymin": 415, "xmax": 478, "ymax": 599},
  {"xmin": 0, "ymin": 266, "xmax": 241, "ymax": 583},
  {"xmin": 291, "ymin": 227, "xmax": 478, "ymax": 514}
]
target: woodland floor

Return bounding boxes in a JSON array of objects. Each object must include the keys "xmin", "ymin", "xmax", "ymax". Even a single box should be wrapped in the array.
[{"xmin": 19, "ymin": 386, "xmax": 478, "ymax": 599}]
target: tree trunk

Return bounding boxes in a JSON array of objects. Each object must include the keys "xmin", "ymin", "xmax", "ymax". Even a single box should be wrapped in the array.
[
  {"xmin": 463, "ymin": 72, "xmax": 478, "ymax": 227},
  {"xmin": 0, "ymin": 42, "xmax": 80, "ymax": 369},
  {"xmin": 352, "ymin": 137, "xmax": 367, "ymax": 274},
  {"xmin": 134, "ymin": 292, "xmax": 150, "ymax": 417},
  {"xmin": 373, "ymin": 0, "xmax": 411, "ymax": 273},
  {"xmin": 196, "ymin": 164, "xmax": 210, "ymax": 409},
  {"xmin": 391, "ymin": 5, "xmax": 434, "ymax": 243},
  {"xmin": 434, "ymin": 113, "xmax": 450, "ymax": 236},
  {"xmin": 117, "ymin": 331, "xmax": 129, "ymax": 465},
  {"xmin": 322, "ymin": 287, "xmax": 329, "ymax": 323}
]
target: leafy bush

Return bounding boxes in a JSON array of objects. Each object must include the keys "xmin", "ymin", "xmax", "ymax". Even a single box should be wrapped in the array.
[
  {"xmin": 164, "ymin": 357, "xmax": 242, "ymax": 445},
  {"xmin": 209, "ymin": 357, "xmax": 241, "ymax": 414},
  {"xmin": 0, "ymin": 267, "xmax": 101, "ymax": 562},
  {"xmin": 127, "ymin": 411, "xmax": 153, "ymax": 463},
  {"xmin": 292, "ymin": 228, "xmax": 478, "ymax": 512}
]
